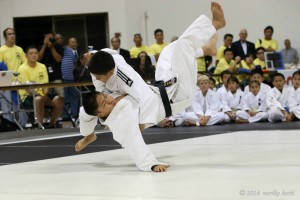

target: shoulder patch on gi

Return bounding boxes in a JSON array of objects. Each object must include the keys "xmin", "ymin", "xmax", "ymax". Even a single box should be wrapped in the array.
[{"xmin": 117, "ymin": 68, "xmax": 133, "ymax": 87}]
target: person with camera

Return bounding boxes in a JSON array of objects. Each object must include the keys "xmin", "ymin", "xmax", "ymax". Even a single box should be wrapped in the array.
[{"xmin": 38, "ymin": 31, "xmax": 65, "ymax": 99}]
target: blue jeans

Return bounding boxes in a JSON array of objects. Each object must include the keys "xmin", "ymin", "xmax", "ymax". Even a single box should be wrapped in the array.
[{"xmin": 62, "ymin": 80, "xmax": 80, "ymax": 118}]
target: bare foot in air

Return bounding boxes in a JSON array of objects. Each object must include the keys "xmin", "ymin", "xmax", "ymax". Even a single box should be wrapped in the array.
[
  {"xmin": 152, "ymin": 165, "xmax": 170, "ymax": 172},
  {"xmin": 211, "ymin": 2, "xmax": 226, "ymax": 30},
  {"xmin": 202, "ymin": 33, "xmax": 218, "ymax": 56},
  {"xmin": 75, "ymin": 133, "xmax": 97, "ymax": 152}
]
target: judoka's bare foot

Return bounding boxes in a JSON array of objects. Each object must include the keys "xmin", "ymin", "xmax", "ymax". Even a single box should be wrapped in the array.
[
  {"xmin": 202, "ymin": 33, "xmax": 218, "ymax": 56},
  {"xmin": 185, "ymin": 119, "xmax": 196, "ymax": 127},
  {"xmin": 152, "ymin": 165, "xmax": 170, "ymax": 172},
  {"xmin": 211, "ymin": 2, "xmax": 226, "ymax": 30},
  {"xmin": 75, "ymin": 133, "xmax": 97, "ymax": 152}
]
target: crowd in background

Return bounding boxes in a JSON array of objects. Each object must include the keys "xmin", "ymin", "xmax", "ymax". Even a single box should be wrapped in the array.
[{"xmin": 0, "ymin": 24, "xmax": 299, "ymax": 130}]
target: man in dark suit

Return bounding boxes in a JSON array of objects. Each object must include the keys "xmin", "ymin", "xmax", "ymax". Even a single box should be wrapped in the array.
[
  {"xmin": 231, "ymin": 29, "xmax": 255, "ymax": 60},
  {"xmin": 111, "ymin": 37, "xmax": 130, "ymax": 59}
]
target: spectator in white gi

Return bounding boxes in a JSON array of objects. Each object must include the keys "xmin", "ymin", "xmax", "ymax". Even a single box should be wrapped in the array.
[
  {"xmin": 243, "ymin": 69, "xmax": 271, "ymax": 96},
  {"xmin": 75, "ymin": 2, "xmax": 226, "ymax": 172},
  {"xmin": 266, "ymin": 73, "xmax": 300, "ymax": 122},
  {"xmin": 292, "ymin": 70, "xmax": 300, "ymax": 104},
  {"xmin": 236, "ymin": 80, "xmax": 268, "ymax": 123},
  {"xmin": 184, "ymin": 75, "xmax": 224, "ymax": 126},
  {"xmin": 222, "ymin": 76, "xmax": 244, "ymax": 122},
  {"xmin": 216, "ymin": 70, "xmax": 232, "ymax": 111}
]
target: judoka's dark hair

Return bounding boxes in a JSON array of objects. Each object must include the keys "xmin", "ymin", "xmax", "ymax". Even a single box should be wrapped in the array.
[
  {"xmin": 250, "ymin": 68, "xmax": 263, "ymax": 77},
  {"xmin": 82, "ymin": 91, "xmax": 101, "ymax": 116},
  {"xmin": 271, "ymin": 73, "xmax": 285, "ymax": 82},
  {"xmin": 292, "ymin": 70, "xmax": 300, "ymax": 78},
  {"xmin": 249, "ymin": 80, "xmax": 261, "ymax": 88},
  {"xmin": 220, "ymin": 70, "xmax": 232, "ymax": 79},
  {"xmin": 88, "ymin": 51, "xmax": 115, "ymax": 75},
  {"xmin": 226, "ymin": 76, "xmax": 239, "ymax": 87}
]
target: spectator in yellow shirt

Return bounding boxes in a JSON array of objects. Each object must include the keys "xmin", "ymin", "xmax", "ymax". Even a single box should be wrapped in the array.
[
  {"xmin": 255, "ymin": 26, "xmax": 278, "ymax": 52},
  {"xmin": 214, "ymin": 48, "xmax": 240, "ymax": 75},
  {"xmin": 129, "ymin": 34, "xmax": 152, "ymax": 58},
  {"xmin": 150, "ymin": 29, "xmax": 168, "ymax": 61},
  {"xmin": 253, "ymin": 47, "xmax": 266, "ymax": 69},
  {"xmin": 216, "ymin": 33, "xmax": 233, "ymax": 65},
  {"xmin": 18, "ymin": 46, "xmax": 64, "ymax": 128}
]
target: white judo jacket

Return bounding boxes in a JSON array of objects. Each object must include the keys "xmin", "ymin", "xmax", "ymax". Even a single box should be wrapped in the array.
[
  {"xmin": 193, "ymin": 89, "xmax": 220, "ymax": 116},
  {"xmin": 222, "ymin": 89, "xmax": 244, "ymax": 112},
  {"xmin": 80, "ymin": 14, "xmax": 216, "ymax": 171},
  {"xmin": 243, "ymin": 91, "xmax": 267, "ymax": 112},
  {"xmin": 266, "ymin": 85, "xmax": 298, "ymax": 112}
]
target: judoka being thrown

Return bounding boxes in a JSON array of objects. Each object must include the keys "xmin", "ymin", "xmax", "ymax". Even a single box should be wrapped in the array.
[{"xmin": 75, "ymin": 2, "xmax": 226, "ymax": 172}]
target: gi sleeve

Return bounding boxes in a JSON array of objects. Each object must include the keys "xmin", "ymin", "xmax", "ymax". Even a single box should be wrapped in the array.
[{"xmin": 79, "ymin": 106, "xmax": 99, "ymax": 136}]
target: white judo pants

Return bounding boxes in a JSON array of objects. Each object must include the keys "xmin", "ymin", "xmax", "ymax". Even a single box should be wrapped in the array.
[
  {"xmin": 268, "ymin": 107, "xmax": 300, "ymax": 122},
  {"xmin": 236, "ymin": 110, "xmax": 268, "ymax": 123},
  {"xmin": 155, "ymin": 15, "xmax": 216, "ymax": 115},
  {"xmin": 184, "ymin": 112, "xmax": 224, "ymax": 126}
]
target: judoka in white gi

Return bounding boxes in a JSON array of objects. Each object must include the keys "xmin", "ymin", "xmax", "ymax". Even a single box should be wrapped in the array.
[
  {"xmin": 215, "ymin": 70, "xmax": 232, "ymax": 111},
  {"xmin": 236, "ymin": 80, "xmax": 268, "ymax": 123},
  {"xmin": 222, "ymin": 76, "xmax": 244, "ymax": 122},
  {"xmin": 75, "ymin": 2, "xmax": 226, "ymax": 172},
  {"xmin": 184, "ymin": 75, "xmax": 224, "ymax": 126},
  {"xmin": 292, "ymin": 70, "xmax": 300, "ymax": 105},
  {"xmin": 243, "ymin": 69, "xmax": 271, "ymax": 96},
  {"xmin": 267, "ymin": 73, "xmax": 300, "ymax": 122}
]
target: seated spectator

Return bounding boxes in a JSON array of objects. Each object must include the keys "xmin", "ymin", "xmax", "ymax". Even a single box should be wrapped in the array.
[
  {"xmin": 216, "ymin": 33, "xmax": 233, "ymax": 65},
  {"xmin": 281, "ymin": 39, "xmax": 299, "ymax": 65},
  {"xmin": 255, "ymin": 26, "xmax": 278, "ymax": 52},
  {"xmin": 292, "ymin": 70, "xmax": 300, "ymax": 104},
  {"xmin": 222, "ymin": 76, "xmax": 244, "ymax": 123},
  {"xmin": 253, "ymin": 47, "xmax": 266, "ymax": 69},
  {"xmin": 197, "ymin": 56, "xmax": 212, "ymax": 72},
  {"xmin": 266, "ymin": 73, "xmax": 300, "ymax": 122},
  {"xmin": 239, "ymin": 53, "xmax": 255, "ymax": 71},
  {"xmin": 243, "ymin": 69, "xmax": 271, "ymax": 95},
  {"xmin": 231, "ymin": 29, "xmax": 255, "ymax": 60},
  {"xmin": 216, "ymin": 70, "xmax": 232, "ymax": 111},
  {"xmin": 209, "ymin": 77, "xmax": 217, "ymax": 91},
  {"xmin": 129, "ymin": 34, "xmax": 152, "ymax": 58},
  {"xmin": 236, "ymin": 80, "xmax": 268, "ymax": 123},
  {"xmin": 18, "ymin": 46, "xmax": 64, "ymax": 128},
  {"xmin": 111, "ymin": 37, "xmax": 130, "ymax": 59},
  {"xmin": 185, "ymin": 75, "xmax": 224, "ymax": 126},
  {"xmin": 214, "ymin": 48, "xmax": 240, "ymax": 75}
]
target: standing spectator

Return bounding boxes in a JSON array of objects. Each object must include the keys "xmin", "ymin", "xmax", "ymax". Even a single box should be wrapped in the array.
[
  {"xmin": 55, "ymin": 33, "xmax": 64, "ymax": 47},
  {"xmin": 281, "ymin": 39, "xmax": 299, "ymax": 65},
  {"xmin": 255, "ymin": 26, "xmax": 278, "ymax": 52},
  {"xmin": 18, "ymin": 46, "xmax": 64, "ymax": 128},
  {"xmin": 231, "ymin": 29, "xmax": 255, "ymax": 60},
  {"xmin": 110, "ymin": 37, "xmax": 130, "ymax": 59},
  {"xmin": 129, "ymin": 34, "xmax": 152, "ymax": 58},
  {"xmin": 150, "ymin": 29, "xmax": 168, "ymax": 61},
  {"xmin": 61, "ymin": 37, "xmax": 80, "ymax": 119},
  {"xmin": 0, "ymin": 27, "xmax": 27, "ymax": 127},
  {"xmin": 38, "ymin": 31, "xmax": 64, "ymax": 98},
  {"xmin": 216, "ymin": 33, "xmax": 233, "ymax": 65}
]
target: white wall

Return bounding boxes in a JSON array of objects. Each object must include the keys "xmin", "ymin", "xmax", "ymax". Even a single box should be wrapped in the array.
[{"xmin": 1, "ymin": 0, "xmax": 300, "ymax": 53}]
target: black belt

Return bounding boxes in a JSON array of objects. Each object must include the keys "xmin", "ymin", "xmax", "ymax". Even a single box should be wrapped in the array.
[{"xmin": 153, "ymin": 77, "xmax": 177, "ymax": 118}]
